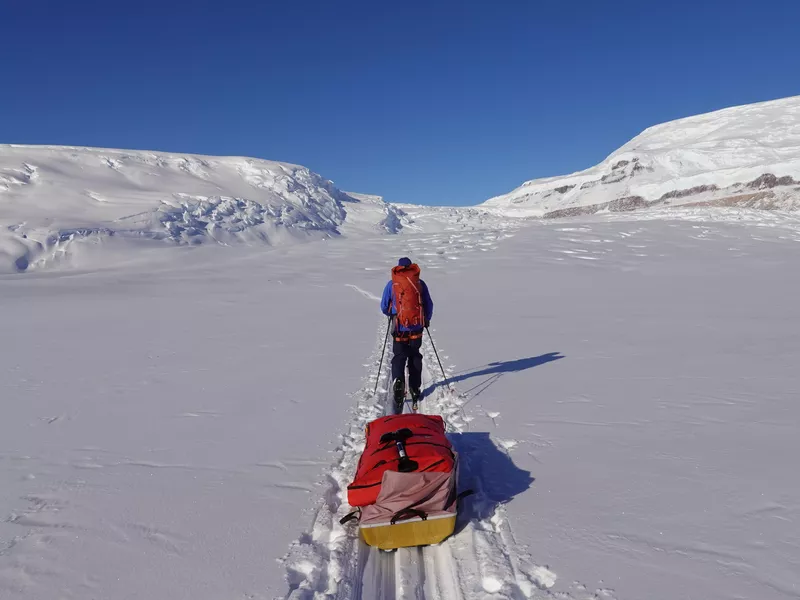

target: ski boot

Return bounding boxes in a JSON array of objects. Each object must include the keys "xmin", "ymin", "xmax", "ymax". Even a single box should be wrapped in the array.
[
  {"xmin": 393, "ymin": 379, "xmax": 405, "ymax": 414},
  {"xmin": 410, "ymin": 387, "xmax": 421, "ymax": 412}
]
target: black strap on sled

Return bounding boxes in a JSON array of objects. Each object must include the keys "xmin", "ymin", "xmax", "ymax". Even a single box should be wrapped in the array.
[
  {"xmin": 457, "ymin": 489, "xmax": 475, "ymax": 503},
  {"xmin": 391, "ymin": 508, "xmax": 427, "ymax": 525},
  {"xmin": 446, "ymin": 489, "xmax": 475, "ymax": 510},
  {"xmin": 379, "ymin": 428, "xmax": 419, "ymax": 473},
  {"xmin": 339, "ymin": 509, "xmax": 361, "ymax": 526}
]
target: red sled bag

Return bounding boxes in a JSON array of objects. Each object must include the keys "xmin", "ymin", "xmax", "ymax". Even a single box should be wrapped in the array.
[
  {"xmin": 342, "ymin": 413, "xmax": 467, "ymax": 550},
  {"xmin": 347, "ymin": 414, "xmax": 455, "ymax": 507}
]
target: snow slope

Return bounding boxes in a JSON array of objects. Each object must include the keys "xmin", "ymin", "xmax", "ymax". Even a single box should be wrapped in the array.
[
  {"xmin": 483, "ymin": 95, "xmax": 800, "ymax": 217},
  {"xmin": 0, "ymin": 145, "xmax": 518, "ymax": 274},
  {"xmin": 2, "ymin": 208, "xmax": 799, "ymax": 599},
  {"xmin": 339, "ymin": 192, "xmax": 410, "ymax": 235},
  {"xmin": 0, "ymin": 145, "xmax": 422, "ymax": 273}
]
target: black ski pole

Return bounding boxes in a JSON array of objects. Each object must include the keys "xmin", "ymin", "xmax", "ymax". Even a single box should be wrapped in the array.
[
  {"xmin": 425, "ymin": 327, "xmax": 449, "ymax": 389},
  {"xmin": 373, "ymin": 316, "xmax": 392, "ymax": 395}
]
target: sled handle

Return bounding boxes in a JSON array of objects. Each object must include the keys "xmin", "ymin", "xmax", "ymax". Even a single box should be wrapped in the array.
[
  {"xmin": 391, "ymin": 508, "xmax": 427, "ymax": 525},
  {"xmin": 339, "ymin": 510, "xmax": 361, "ymax": 526}
]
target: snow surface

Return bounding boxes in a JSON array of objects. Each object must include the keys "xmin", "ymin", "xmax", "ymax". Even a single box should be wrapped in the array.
[
  {"xmin": 2, "ymin": 202, "xmax": 800, "ymax": 599},
  {"xmin": 483, "ymin": 95, "xmax": 800, "ymax": 217}
]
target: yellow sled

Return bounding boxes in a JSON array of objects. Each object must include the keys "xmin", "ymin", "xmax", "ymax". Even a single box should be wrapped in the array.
[
  {"xmin": 340, "ymin": 414, "xmax": 471, "ymax": 551},
  {"xmin": 360, "ymin": 512, "xmax": 457, "ymax": 550}
]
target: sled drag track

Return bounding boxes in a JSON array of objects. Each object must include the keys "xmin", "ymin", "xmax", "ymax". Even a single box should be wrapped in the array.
[{"xmin": 281, "ymin": 319, "xmax": 556, "ymax": 599}]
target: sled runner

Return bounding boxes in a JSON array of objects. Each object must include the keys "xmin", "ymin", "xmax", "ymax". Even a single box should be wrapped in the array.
[{"xmin": 340, "ymin": 413, "xmax": 470, "ymax": 550}]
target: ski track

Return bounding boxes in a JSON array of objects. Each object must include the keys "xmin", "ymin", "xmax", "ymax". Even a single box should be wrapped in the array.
[{"xmin": 281, "ymin": 316, "xmax": 560, "ymax": 600}]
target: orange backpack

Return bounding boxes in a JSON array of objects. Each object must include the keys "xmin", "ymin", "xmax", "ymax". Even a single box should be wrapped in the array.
[{"xmin": 391, "ymin": 263, "xmax": 424, "ymax": 337}]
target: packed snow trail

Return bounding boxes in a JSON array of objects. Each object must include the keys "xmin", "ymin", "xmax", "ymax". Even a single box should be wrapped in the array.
[{"xmin": 281, "ymin": 319, "xmax": 558, "ymax": 599}]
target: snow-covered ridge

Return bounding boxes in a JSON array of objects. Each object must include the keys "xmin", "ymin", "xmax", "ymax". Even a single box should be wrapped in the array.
[
  {"xmin": 0, "ymin": 145, "xmax": 400, "ymax": 272},
  {"xmin": 483, "ymin": 95, "xmax": 800, "ymax": 217},
  {"xmin": 340, "ymin": 191, "xmax": 410, "ymax": 234}
]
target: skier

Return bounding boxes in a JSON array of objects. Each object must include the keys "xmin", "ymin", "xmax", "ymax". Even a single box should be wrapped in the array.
[{"xmin": 380, "ymin": 257, "xmax": 434, "ymax": 410}]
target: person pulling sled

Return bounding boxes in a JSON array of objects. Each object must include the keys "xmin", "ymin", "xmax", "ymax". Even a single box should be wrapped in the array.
[{"xmin": 380, "ymin": 257, "xmax": 434, "ymax": 411}]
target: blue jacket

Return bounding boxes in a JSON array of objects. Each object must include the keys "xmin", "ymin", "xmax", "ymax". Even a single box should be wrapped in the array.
[{"xmin": 381, "ymin": 279, "xmax": 434, "ymax": 332}]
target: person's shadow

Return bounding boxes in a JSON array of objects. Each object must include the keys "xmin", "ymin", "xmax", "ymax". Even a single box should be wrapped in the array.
[
  {"xmin": 448, "ymin": 432, "xmax": 534, "ymax": 532},
  {"xmin": 424, "ymin": 352, "xmax": 564, "ymax": 398}
]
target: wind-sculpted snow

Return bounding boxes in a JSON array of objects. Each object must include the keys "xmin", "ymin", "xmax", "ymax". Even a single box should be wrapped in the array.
[
  {"xmin": 0, "ymin": 146, "xmax": 517, "ymax": 273},
  {"xmin": 158, "ymin": 194, "xmax": 346, "ymax": 243},
  {"xmin": 340, "ymin": 192, "xmax": 411, "ymax": 235},
  {"xmin": 0, "ymin": 145, "xmax": 352, "ymax": 272},
  {"xmin": 484, "ymin": 95, "xmax": 800, "ymax": 217}
]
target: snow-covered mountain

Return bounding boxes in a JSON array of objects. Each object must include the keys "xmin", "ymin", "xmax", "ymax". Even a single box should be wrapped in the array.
[
  {"xmin": 8, "ymin": 95, "xmax": 800, "ymax": 273},
  {"xmin": 483, "ymin": 95, "xmax": 800, "ymax": 218},
  {"xmin": 0, "ymin": 145, "xmax": 415, "ymax": 272}
]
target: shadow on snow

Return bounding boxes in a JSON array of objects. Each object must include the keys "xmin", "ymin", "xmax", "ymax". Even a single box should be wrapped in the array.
[
  {"xmin": 449, "ymin": 431, "xmax": 535, "ymax": 534},
  {"xmin": 424, "ymin": 352, "xmax": 564, "ymax": 399}
]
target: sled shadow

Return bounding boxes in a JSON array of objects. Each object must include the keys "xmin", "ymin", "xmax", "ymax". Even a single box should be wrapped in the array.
[
  {"xmin": 424, "ymin": 352, "xmax": 564, "ymax": 398},
  {"xmin": 448, "ymin": 432, "xmax": 534, "ymax": 534}
]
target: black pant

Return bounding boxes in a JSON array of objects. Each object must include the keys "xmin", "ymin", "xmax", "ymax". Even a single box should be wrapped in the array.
[{"xmin": 392, "ymin": 337, "xmax": 423, "ymax": 391}]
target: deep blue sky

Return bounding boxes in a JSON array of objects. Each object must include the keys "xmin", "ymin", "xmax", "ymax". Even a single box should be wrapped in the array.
[{"xmin": 2, "ymin": 1, "xmax": 800, "ymax": 206}]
